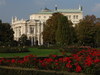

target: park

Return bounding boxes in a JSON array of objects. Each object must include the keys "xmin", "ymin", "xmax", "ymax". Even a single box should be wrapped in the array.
[{"xmin": 0, "ymin": 12, "xmax": 100, "ymax": 75}]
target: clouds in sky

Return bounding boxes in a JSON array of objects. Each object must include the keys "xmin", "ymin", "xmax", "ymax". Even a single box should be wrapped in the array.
[
  {"xmin": 0, "ymin": 0, "xmax": 6, "ymax": 6},
  {"xmin": 92, "ymin": 3, "xmax": 100, "ymax": 12}
]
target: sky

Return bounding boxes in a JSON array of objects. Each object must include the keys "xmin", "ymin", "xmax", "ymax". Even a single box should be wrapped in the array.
[{"xmin": 0, "ymin": 0, "xmax": 100, "ymax": 23}]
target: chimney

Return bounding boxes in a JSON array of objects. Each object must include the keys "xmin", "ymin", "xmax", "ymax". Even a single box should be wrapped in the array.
[
  {"xmin": 79, "ymin": 5, "xmax": 83, "ymax": 11},
  {"xmin": 55, "ymin": 4, "xmax": 57, "ymax": 11}
]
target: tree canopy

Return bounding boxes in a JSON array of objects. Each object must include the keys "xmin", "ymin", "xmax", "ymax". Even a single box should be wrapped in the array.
[
  {"xmin": 18, "ymin": 34, "xmax": 31, "ymax": 46},
  {"xmin": 43, "ymin": 13, "xmax": 62, "ymax": 44},
  {"xmin": 0, "ymin": 21, "xmax": 14, "ymax": 46},
  {"xmin": 43, "ymin": 12, "xmax": 76, "ymax": 46},
  {"xmin": 76, "ymin": 15, "xmax": 97, "ymax": 47},
  {"xmin": 95, "ymin": 18, "xmax": 100, "ymax": 47}
]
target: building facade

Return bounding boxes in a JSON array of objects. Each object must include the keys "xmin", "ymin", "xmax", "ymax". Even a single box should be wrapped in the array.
[{"xmin": 11, "ymin": 6, "xmax": 83, "ymax": 45}]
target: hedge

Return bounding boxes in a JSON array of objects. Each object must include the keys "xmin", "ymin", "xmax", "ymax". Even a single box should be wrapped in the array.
[
  {"xmin": 0, "ymin": 46, "xmax": 29, "ymax": 53},
  {"xmin": 0, "ymin": 66, "xmax": 98, "ymax": 75}
]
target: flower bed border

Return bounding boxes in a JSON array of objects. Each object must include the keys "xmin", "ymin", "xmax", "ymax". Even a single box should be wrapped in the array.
[{"xmin": 0, "ymin": 66, "xmax": 95, "ymax": 75}]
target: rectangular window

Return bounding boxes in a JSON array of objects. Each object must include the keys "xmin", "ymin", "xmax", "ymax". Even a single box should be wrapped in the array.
[
  {"xmin": 69, "ymin": 15, "xmax": 71, "ymax": 19},
  {"xmin": 30, "ymin": 25, "xmax": 34, "ymax": 34},
  {"xmin": 73, "ymin": 15, "xmax": 75, "ymax": 19},
  {"xmin": 19, "ymin": 27, "xmax": 21, "ymax": 36},
  {"xmin": 44, "ymin": 16, "xmax": 46, "ymax": 18},
  {"xmin": 76, "ymin": 15, "xmax": 78, "ymax": 19},
  {"xmin": 38, "ymin": 16, "xmax": 41, "ymax": 18}
]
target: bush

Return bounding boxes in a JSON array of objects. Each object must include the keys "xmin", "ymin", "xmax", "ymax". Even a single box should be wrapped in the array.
[
  {"xmin": 60, "ymin": 46, "xmax": 91, "ymax": 54},
  {"xmin": 0, "ymin": 48, "xmax": 99, "ymax": 74},
  {"xmin": 0, "ymin": 46, "xmax": 29, "ymax": 53},
  {"xmin": 37, "ymin": 45, "xmax": 60, "ymax": 49}
]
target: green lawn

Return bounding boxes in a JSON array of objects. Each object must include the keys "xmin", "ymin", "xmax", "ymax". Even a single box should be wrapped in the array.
[{"xmin": 0, "ymin": 48, "xmax": 62, "ymax": 58}]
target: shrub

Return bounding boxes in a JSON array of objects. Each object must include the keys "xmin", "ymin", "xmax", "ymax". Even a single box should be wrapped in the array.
[
  {"xmin": 0, "ymin": 48, "xmax": 100, "ymax": 74},
  {"xmin": 0, "ymin": 46, "xmax": 29, "ymax": 53},
  {"xmin": 60, "ymin": 46, "xmax": 91, "ymax": 54}
]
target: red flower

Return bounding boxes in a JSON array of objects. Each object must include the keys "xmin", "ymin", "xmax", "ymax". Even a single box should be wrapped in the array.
[
  {"xmin": 59, "ymin": 58, "xmax": 63, "ymax": 62},
  {"xmin": 85, "ymin": 56, "xmax": 93, "ymax": 66},
  {"xmin": 46, "ymin": 58, "xmax": 53, "ymax": 63},
  {"xmin": 55, "ymin": 63, "xmax": 59, "ymax": 65},
  {"xmin": 72, "ymin": 54, "xmax": 81, "ymax": 61},
  {"xmin": 17, "ymin": 60, "xmax": 24, "ymax": 64},
  {"xmin": 51, "ymin": 55, "xmax": 57, "ymax": 58},
  {"xmin": 11, "ymin": 59, "xmax": 16, "ymax": 63},
  {"xmin": 66, "ymin": 63, "xmax": 72, "ymax": 68},
  {"xmin": 63, "ymin": 57, "xmax": 71, "ymax": 62},
  {"xmin": 6, "ymin": 60, "xmax": 11, "ymax": 63},
  {"xmin": 39, "ymin": 60, "xmax": 43, "ymax": 63},
  {"xmin": 94, "ymin": 58, "xmax": 100, "ymax": 63},
  {"xmin": 75, "ymin": 65, "xmax": 82, "ymax": 72},
  {"xmin": 41, "ymin": 62, "xmax": 46, "ymax": 67},
  {"xmin": 74, "ymin": 62, "xmax": 79, "ymax": 66},
  {"xmin": 55, "ymin": 59, "xmax": 58, "ymax": 62},
  {"xmin": 0, "ymin": 60, "xmax": 2, "ymax": 63}
]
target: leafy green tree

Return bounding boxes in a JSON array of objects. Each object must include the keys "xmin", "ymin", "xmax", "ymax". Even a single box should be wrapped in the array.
[
  {"xmin": 76, "ymin": 15, "xmax": 96, "ymax": 46},
  {"xmin": 0, "ymin": 21, "xmax": 14, "ymax": 46},
  {"xmin": 18, "ymin": 34, "xmax": 31, "ymax": 46},
  {"xmin": 95, "ymin": 18, "xmax": 100, "ymax": 47},
  {"xmin": 43, "ymin": 13, "xmax": 62, "ymax": 45},
  {"xmin": 0, "ymin": 20, "xmax": 2, "ymax": 23},
  {"xmin": 43, "ymin": 13, "xmax": 76, "ymax": 46},
  {"xmin": 55, "ymin": 15, "xmax": 75, "ymax": 45}
]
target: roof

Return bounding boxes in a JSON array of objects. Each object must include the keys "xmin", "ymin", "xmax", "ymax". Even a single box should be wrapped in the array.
[
  {"xmin": 57, "ymin": 9, "xmax": 82, "ymax": 13},
  {"xmin": 34, "ymin": 8, "xmax": 82, "ymax": 14}
]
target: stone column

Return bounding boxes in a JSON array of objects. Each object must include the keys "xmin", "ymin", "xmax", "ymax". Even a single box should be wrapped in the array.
[
  {"xmin": 40, "ymin": 22, "xmax": 44, "ymax": 45},
  {"xmin": 34, "ymin": 22, "xmax": 37, "ymax": 45},
  {"xmin": 31, "ymin": 37, "xmax": 34, "ymax": 46},
  {"xmin": 16, "ymin": 27, "xmax": 19, "ymax": 40},
  {"xmin": 37, "ymin": 22, "xmax": 40, "ymax": 45},
  {"xmin": 27, "ymin": 24, "xmax": 30, "ymax": 35}
]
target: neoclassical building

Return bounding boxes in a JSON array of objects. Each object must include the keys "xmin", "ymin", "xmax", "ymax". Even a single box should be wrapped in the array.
[{"xmin": 11, "ymin": 6, "xmax": 83, "ymax": 45}]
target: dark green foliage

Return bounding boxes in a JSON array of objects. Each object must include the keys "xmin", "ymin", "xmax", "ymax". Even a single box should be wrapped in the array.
[
  {"xmin": 95, "ymin": 18, "xmax": 100, "ymax": 47},
  {"xmin": 0, "ymin": 47, "xmax": 29, "ymax": 53},
  {"xmin": 0, "ymin": 20, "xmax": 2, "ymax": 23},
  {"xmin": 0, "ymin": 20, "xmax": 14, "ymax": 46},
  {"xmin": 56, "ymin": 16, "xmax": 68, "ymax": 45},
  {"xmin": 76, "ymin": 15, "xmax": 96, "ymax": 47},
  {"xmin": 43, "ymin": 13, "xmax": 76, "ymax": 46},
  {"xmin": 60, "ymin": 46, "xmax": 91, "ymax": 54},
  {"xmin": 18, "ymin": 34, "xmax": 31, "ymax": 46},
  {"xmin": 43, "ymin": 13, "xmax": 62, "ymax": 45},
  {"xmin": 55, "ymin": 16, "xmax": 76, "ymax": 46},
  {"xmin": 11, "ymin": 40, "xmax": 19, "ymax": 46}
]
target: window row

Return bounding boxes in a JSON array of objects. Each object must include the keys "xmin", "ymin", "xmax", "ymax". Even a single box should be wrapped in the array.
[
  {"xmin": 66, "ymin": 15, "xmax": 79, "ymax": 19},
  {"xmin": 38, "ymin": 16, "xmax": 51, "ymax": 19},
  {"xmin": 30, "ymin": 15, "xmax": 79, "ymax": 19}
]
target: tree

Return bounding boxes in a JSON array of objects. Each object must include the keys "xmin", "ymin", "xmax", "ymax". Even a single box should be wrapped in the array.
[
  {"xmin": 43, "ymin": 12, "xmax": 76, "ymax": 46},
  {"xmin": 95, "ymin": 18, "xmax": 100, "ymax": 47},
  {"xmin": 18, "ymin": 34, "xmax": 31, "ymax": 46},
  {"xmin": 55, "ymin": 15, "xmax": 75, "ymax": 45},
  {"xmin": 43, "ymin": 13, "xmax": 62, "ymax": 45},
  {"xmin": 0, "ymin": 20, "xmax": 2, "ymax": 23},
  {"xmin": 76, "ymin": 15, "xmax": 96, "ymax": 46},
  {"xmin": 0, "ymin": 21, "xmax": 14, "ymax": 46}
]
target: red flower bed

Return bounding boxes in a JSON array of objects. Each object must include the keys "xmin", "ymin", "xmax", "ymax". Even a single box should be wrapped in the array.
[{"xmin": 0, "ymin": 48, "xmax": 100, "ymax": 74}]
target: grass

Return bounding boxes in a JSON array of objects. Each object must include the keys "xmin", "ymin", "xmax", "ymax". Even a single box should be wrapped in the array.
[{"xmin": 0, "ymin": 48, "xmax": 62, "ymax": 58}]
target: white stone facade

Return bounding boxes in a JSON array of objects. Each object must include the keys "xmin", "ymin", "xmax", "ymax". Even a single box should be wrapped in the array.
[
  {"xmin": 11, "ymin": 6, "xmax": 83, "ymax": 45},
  {"xmin": 12, "ymin": 18, "xmax": 43, "ymax": 45}
]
